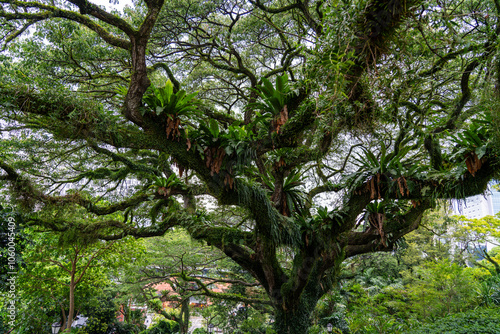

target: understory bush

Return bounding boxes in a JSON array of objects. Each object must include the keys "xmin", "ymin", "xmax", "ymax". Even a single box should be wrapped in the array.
[{"xmin": 411, "ymin": 308, "xmax": 500, "ymax": 334}]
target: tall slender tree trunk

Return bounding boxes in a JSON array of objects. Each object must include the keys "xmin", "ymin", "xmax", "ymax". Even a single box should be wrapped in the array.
[
  {"xmin": 63, "ymin": 266, "xmax": 77, "ymax": 332},
  {"xmin": 59, "ymin": 305, "xmax": 67, "ymax": 332},
  {"xmin": 179, "ymin": 298, "xmax": 190, "ymax": 334}
]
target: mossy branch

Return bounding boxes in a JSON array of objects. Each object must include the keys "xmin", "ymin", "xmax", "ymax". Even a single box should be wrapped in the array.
[
  {"xmin": 0, "ymin": 158, "xmax": 149, "ymax": 215},
  {"xmin": 87, "ymin": 141, "xmax": 162, "ymax": 176},
  {"xmin": 27, "ymin": 212, "xmax": 182, "ymax": 240},
  {"xmin": 249, "ymin": 0, "xmax": 300, "ymax": 14},
  {"xmin": 65, "ymin": 0, "xmax": 136, "ymax": 36},
  {"xmin": 150, "ymin": 63, "xmax": 181, "ymax": 92},
  {"xmin": 189, "ymin": 225, "xmax": 255, "ymax": 249},
  {"xmin": 181, "ymin": 274, "xmax": 272, "ymax": 305},
  {"xmin": 344, "ymin": 199, "xmax": 432, "ymax": 258},
  {"xmin": 0, "ymin": 0, "xmax": 131, "ymax": 49},
  {"xmin": 0, "ymin": 84, "xmax": 150, "ymax": 149}
]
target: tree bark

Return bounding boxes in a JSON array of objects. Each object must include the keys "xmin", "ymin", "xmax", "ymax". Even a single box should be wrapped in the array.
[
  {"xmin": 65, "ymin": 272, "xmax": 77, "ymax": 331},
  {"xmin": 179, "ymin": 298, "xmax": 190, "ymax": 334},
  {"xmin": 272, "ymin": 284, "xmax": 323, "ymax": 334}
]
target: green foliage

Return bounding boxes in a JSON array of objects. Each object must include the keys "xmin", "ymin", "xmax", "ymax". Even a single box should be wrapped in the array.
[
  {"xmin": 335, "ymin": 206, "xmax": 500, "ymax": 333},
  {"xmin": 113, "ymin": 321, "xmax": 146, "ymax": 334},
  {"xmin": 80, "ymin": 293, "xmax": 120, "ymax": 334},
  {"xmin": 142, "ymin": 80, "xmax": 199, "ymax": 118},
  {"xmin": 192, "ymin": 329, "xmax": 208, "ymax": 334},
  {"xmin": 142, "ymin": 320, "xmax": 180, "ymax": 334},
  {"xmin": 187, "ymin": 120, "xmax": 256, "ymax": 176},
  {"xmin": 411, "ymin": 308, "xmax": 500, "ymax": 334},
  {"xmin": 191, "ymin": 120, "xmax": 255, "ymax": 148},
  {"xmin": 311, "ymin": 291, "xmax": 350, "ymax": 334},
  {"xmin": 351, "ymin": 141, "xmax": 413, "ymax": 176},
  {"xmin": 116, "ymin": 230, "xmax": 270, "ymax": 334},
  {"xmin": 477, "ymin": 274, "xmax": 500, "ymax": 307},
  {"xmin": 151, "ymin": 174, "xmax": 183, "ymax": 188},
  {"xmin": 9, "ymin": 229, "xmax": 142, "ymax": 334},
  {"xmin": 341, "ymin": 141, "xmax": 423, "ymax": 197},
  {"xmin": 262, "ymin": 169, "xmax": 308, "ymax": 216},
  {"xmin": 344, "ymin": 282, "xmax": 412, "ymax": 334},
  {"xmin": 150, "ymin": 174, "xmax": 185, "ymax": 197},
  {"xmin": 296, "ymin": 206, "xmax": 346, "ymax": 235},
  {"xmin": 458, "ymin": 215, "xmax": 500, "ymax": 246},
  {"xmin": 406, "ymin": 260, "xmax": 479, "ymax": 320},
  {"xmin": 197, "ymin": 301, "xmax": 272, "ymax": 334},
  {"xmin": 223, "ymin": 124, "xmax": 256, "ymax": 157},
  {"xmin": 447, "ymin": 113, "xmax": 492, "ymax": 162},
  {"xmin": 3, "ymin": 1, "xmax": 500, "ymax": 334},
  {"xmin": 250, "ymin": 74, "xmax": 297, "ymax": 116},
  {"xmin": 343, "ymin": 253, "xmax": 484, "ymax": 327}
]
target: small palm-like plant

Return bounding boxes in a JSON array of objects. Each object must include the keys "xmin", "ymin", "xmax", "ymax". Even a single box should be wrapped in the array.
[
  {"xmin": 187, "ymin": 120, "xmax": 256, "ymax": 188},
  {"xmin": 349, "ymin": 142, "xmax": 417, "ymax": 199},
  {"xmin": 249, "ymin": 73, "xmax": 298, "ymax": 133},
  {"xmin": 448, "ymin": 114, "xmax": 491, "ymax": 176},
  {"xmin": 352, "ymin": 141, "xmax": 412, "ymax": 176},
  {"xmin": 190, "ymin": 119, "xmax": 228, "ymax": 177},
  {"xmin": 262, "ymin": 169, "xmax": 307, "ymax": 216},
  {"xmin": 142, "ymin": 80, "xmax": 198, "ymax": 117},
  {"xmin": 252, "ymin": 73, "xmax": 292, "ymax": 115},
  {"xmin": 358, "ymin": 201, "xmax": 390, "ymax": 246},
  {"xmin": 150, "ymin": 174, "xmax": 184, "ymax": 197},
  {"xmin": 283, "ymin": 171, "xmax": 308, "ymax": 215},
  {"xmin": 142, "ymin": 80, "xmax": 199, "ymax": 139}
]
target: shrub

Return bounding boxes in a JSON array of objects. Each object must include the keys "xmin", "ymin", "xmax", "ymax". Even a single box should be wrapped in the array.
[
  {"xmin": 143, "ymin": 320, "xmax": 180, "ymax": 334},
  {"xmin": 411, "ymin": 308, "xmax": 500, "ymax": 334}
]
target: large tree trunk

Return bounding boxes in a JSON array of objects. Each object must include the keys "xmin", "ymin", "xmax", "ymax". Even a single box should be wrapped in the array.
[
  {"xmin": 269, "ymin": 255, "xmax": 330, "ymax": 334},
  {"xmin": 273, "ymin": 293, "xmax": 320, "ymax": 334}
]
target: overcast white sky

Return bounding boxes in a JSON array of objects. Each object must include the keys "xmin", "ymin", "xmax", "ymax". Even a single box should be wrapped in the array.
[{"xmin": 94, "ymin": 0, "xmax": 132, "ymax": 12}]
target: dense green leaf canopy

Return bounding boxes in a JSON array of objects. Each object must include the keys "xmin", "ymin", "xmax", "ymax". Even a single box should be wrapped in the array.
[{"xmin": 1, "ymin": 0, "xmax": 500, "ymax": 332}]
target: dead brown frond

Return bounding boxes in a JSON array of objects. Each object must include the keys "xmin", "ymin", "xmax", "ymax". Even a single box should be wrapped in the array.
[
  {"xmin": 166, "ymin": 116, "xmax": 182, "ymax": 139},
  {"xmin": 465, "ymin": 151, "xmax": 482, "ymax": 176},
  {"xmin": 272, "ymin": 105, "xmax": 289, "ymax": 133},
  {"xmin": 204, "ymin": 146, "xmax": 226, "ymax": 176}
]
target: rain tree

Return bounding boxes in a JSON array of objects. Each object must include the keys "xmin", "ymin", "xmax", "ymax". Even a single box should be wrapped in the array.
[{"xmin": 1, "ymin": 0, "xmax": 500, "ymax": 333}]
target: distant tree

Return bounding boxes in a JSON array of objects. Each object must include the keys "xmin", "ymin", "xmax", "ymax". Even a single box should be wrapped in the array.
[
  {"xmin": 122, "ymin": 230, "xmax": 267, "ymax": 334},
  {"xmin": 16, "ymin": 228, "xmax": 137, "ymax": 332}
]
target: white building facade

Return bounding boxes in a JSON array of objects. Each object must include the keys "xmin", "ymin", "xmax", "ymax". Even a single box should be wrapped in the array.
[{"xmin": 452, "ymin": 183, "xmax": 500, "ymax": 252}]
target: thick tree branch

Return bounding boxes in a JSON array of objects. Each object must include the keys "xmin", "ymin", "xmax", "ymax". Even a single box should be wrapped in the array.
[
  {"xmin": 181, "ymin": 274, "xmax": 272, "ymax": 305},
  {"xmin": 0, "ymin": 0, "xmax": 131, "ymax": 49},
  {"xmin": 249, "ymin": 0, "xmax": 300, "ymax": 14},
  {"xmin": 345, "ymin": 199, "xmax": 433, "ymax": 258},
  {"xmin": 27, "ymin": 214, "xmax": 180, "ymax": 240},
  {"xmin": 65, "ymin": 0, "xmax": 136, "ymax": 36},
  {"xmin": 0, "ymin": 84, "xmax": 150, "ymax": 149}
]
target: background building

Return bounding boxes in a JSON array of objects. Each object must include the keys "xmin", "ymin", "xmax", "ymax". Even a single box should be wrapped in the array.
[{"xmin": 452, "ymin": 183, "xmax": 500, "ymax": 252}]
